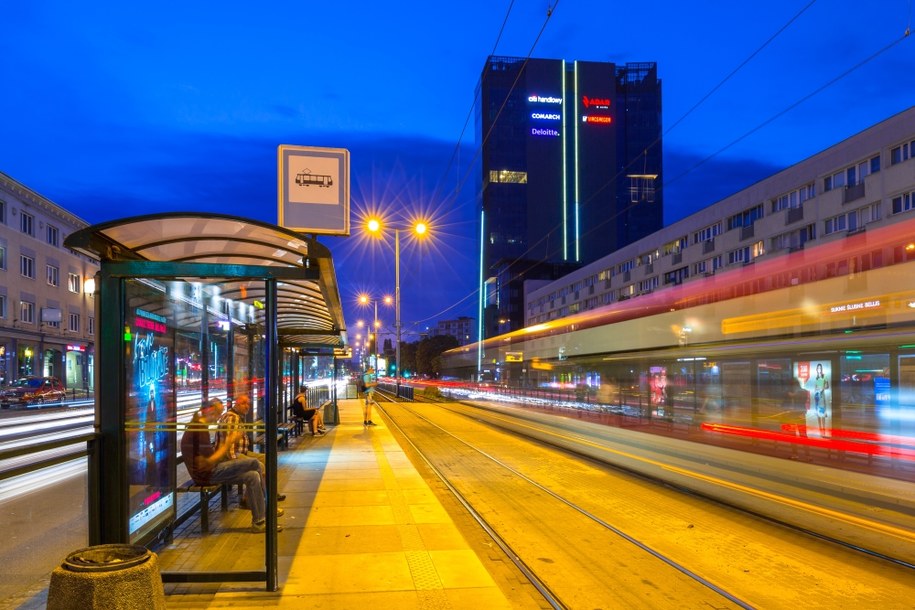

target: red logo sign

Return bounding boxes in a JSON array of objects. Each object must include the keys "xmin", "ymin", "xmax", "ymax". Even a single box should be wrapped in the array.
[{"xmin": 582, "ymin": 96, "xmax": 611, "ymax": 109}]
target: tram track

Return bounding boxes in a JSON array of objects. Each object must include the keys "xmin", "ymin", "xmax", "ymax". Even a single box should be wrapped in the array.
[{"xmin": 375, "ymin": 392, "xmax": 915, "ymax": 609}]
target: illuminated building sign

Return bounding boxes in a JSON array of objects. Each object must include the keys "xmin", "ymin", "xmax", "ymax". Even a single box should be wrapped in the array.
[
  {"xmin": 67, "ymin": 344, "xmax": 86, "ymax": 352},
  {"xmin": 528, "ymin": 94, "xmax": 562, "ymax": 104},
  {"xmin": 531, "ymin": 127, "xmax": 560, "ymax": 137},
  {"xmin": 582, "ymin": 115, "xmax": 613, "ymax": 124},
  {"xmin": 531, "ymin": 112, "xmax": 561, "ymax": 120},
  {"xmin": 829, "ymin": 300, "xmax": 881, "ymax": 313},
  {"xmin": 582, "ymin": 95, "xmax": 611, "ymax": 109}
]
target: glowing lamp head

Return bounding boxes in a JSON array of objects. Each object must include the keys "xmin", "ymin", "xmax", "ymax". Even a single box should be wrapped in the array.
[
  {"xmin": 414, "ymin": 222, "xmax": 428, "ymax": 236},
  {"xmin": 367, "ymin": 218, "xmax": 381, "ymax": 234}
]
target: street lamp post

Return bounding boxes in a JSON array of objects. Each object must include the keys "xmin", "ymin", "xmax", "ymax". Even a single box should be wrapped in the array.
[
  {"xmin": 358, "ymin": 294, "xmax": 391, "ymax": 374},
  {"xmin": 367, "ymin": 217, "xmax": 428, "ymax": 391}
]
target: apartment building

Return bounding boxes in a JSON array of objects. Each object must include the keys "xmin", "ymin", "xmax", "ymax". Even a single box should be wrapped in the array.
[{"xmin": 526, "ymin": 107, "xmax": 915, "ymax": 325}]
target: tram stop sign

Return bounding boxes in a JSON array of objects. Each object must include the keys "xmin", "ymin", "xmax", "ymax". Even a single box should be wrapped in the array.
[{"xmin": 277, "ymin": 145, "xmax": 350, "ymax": 236}]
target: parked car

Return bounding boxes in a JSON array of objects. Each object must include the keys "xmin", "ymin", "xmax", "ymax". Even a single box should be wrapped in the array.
[{"xmin": 0, "ymin": 376, "xmax": 67, "ymax": 407}]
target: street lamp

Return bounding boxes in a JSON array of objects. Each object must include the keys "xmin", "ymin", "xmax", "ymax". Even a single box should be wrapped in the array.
[
  {"xmin": 366, "ymin": 217, "xmax": 430, "ymax": 388},
  {"xmin": 358, "ymin": 294, "xmax": 392, "ymax": 373}
]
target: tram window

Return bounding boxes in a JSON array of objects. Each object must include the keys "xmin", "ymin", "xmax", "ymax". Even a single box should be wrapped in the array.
[{"xmin": 840, "ymin": 353, "xmax": 888, "ymax": 411}]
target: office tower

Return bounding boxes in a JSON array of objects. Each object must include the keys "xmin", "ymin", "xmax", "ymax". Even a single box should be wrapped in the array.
[{"xmin": 476, "ymin": 56, "xmax": 663, "ymax": 339}]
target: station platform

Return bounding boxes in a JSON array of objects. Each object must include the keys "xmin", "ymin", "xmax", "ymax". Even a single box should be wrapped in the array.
[{"xmin": 159, "ymin": 398, "xmax": 536, "ymax": 609}]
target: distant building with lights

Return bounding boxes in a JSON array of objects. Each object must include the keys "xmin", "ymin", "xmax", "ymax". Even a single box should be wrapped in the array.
[
  {"xmin": 431, "ymin": 316, "xmax": 475, "ymax": 346},
  {"xmin": 0, "ymin": 172, "xmax": 98, "ymax": 390},
  {"xmin": 524, "ymin": 106, "xmax": 915, "ymax": 327},
  {"xmin": 476, "ymin": 56, "xmax": 663, "ymax": 340}
]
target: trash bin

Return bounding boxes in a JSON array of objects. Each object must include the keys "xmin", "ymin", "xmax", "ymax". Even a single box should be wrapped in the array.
[{"xmin": 47, "ymin": 544, "xmax": 166, "ymax": 610}]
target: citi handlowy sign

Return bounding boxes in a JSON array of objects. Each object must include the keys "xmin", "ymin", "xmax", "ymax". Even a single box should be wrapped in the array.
[{"xmin": 528, "ymin": 94, "xmax": 562, "ymax": 104}]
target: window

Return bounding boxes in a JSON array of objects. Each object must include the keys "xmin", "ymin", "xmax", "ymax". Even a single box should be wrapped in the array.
[
  {"xmin": 824, "ymin": 214, "xmax": 847, "ymax": 235},
  {"xmin": 663, "ymin": 236, "xmax": 687, "ymax": 255},
  {"xmin": 68, "ymin": 273, "xmax": 81, "ymax": 293},
  {"xmin": 727, "ymin": 204, "xmax": 764, "ymax": 230},
  {"xmin": 488, "ymin": 170, "xmax": 528, "ymax": 184},
  {"xmin": 664, "ymin": 267, "xmax": 689, "ymax": 285},
  {"xmin": 0, "ymin": 245, "xmax": 5, "ymax": 271},
  {"xmin": 892, "ymin": 192, "xmax": 914, "ymax": 215},
  {"xmin": 773, "ymin": 183, "xmax": 815, "ymax": 212},
  {"xmin": 68, "ymin": 313, "xmax": 80, "ymax": 333},
  {"xmin": 728, "ymin": 247, "xmax": 750, "ymax": 265},
  {"xmin": 20, "ymin": 254, "xmax": 35, "ymax": 279},
  {"xmin": 890, "ymin": 141, "xmax": 914, "ymax": 165},
  {"xmin": 692, "ymin": 222, "xmax": 721, "ymax": 244},
  {"xmin": 0, "ymin": 200, "xmax": 5, "ymax": 224},
  {"xmin": 20, "ymin": 301, "xmax": 35, "ymax": 324},
  {"xmin": 47, "ymin": 265, "xmax": 59, "ymax": 287},
  {"xmin": 0, "ymin": 295, "xmax": 6, "ymax": 319},
  {"xmin": 639, "ymin": 277, "xmax": 659, "ymax": 293},
  {"xmin": 47, "ymin": 224, "xmax": 59, "ymax": 247},
  {"xmin": 854, "ymin": 201, "xmax": 882, "ymax": 227},
  {"xmin": 694, "ymin": 256, "xmax": 722, "ymax": 275},
  {"xmin": 20, "ymin": 212, "xmax": 34, "ymax": 236}
]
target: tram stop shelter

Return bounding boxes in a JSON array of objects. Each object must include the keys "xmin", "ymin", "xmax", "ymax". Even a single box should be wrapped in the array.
[{"xmin": 64, "ymin": 212, "xmax": 347, "ymax": 590}]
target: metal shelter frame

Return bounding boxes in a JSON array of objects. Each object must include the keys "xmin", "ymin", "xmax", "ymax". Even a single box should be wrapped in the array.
[{"xmin": 64, "ymin": 213, "xmax": 347, "ymax": 590}]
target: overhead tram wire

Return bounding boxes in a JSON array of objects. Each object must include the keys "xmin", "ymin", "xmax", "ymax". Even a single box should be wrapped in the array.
[
  {"xmin": 434, "ymin": 1, "xmax": 810, "ymax": 326},
  {"xmin": 526, "ymin": 8, "xmax": 912, "ymax": 278},
  {"xmin": 568, "ymin": 0, "xmax": 824, "ymax": 240},
  {"xmin": 451, "ymin": 3, "xmax": 561, "ymax": 201},
  {"xmin": 443, "ymin": 3, "xmax": 910, "ymax": 338},
  {"xmin": 391, "ymin": 1, "xmax": 561, "ymax": 335},
  {"xmin": 665, "ymin": 28, "xmax": 912, "ymax": 187},
  {"xmin": 428, "ymin": 0, "xmax": 517, "ymax": 205}
]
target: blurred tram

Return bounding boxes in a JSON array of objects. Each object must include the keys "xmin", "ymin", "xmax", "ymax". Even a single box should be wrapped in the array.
[{"xmin": 441, "ymin": 216, "xmax": 915, "ymax": 472}]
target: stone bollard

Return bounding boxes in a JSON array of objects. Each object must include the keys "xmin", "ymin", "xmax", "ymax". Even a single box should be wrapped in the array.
[{"xmin": 47, "ymin": 544, "xmax": 166, "ymax": 610}]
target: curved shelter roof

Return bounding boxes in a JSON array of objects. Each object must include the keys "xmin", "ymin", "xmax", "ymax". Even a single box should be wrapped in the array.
[{"xmin": 65, "ymin": 212, "xmax": 347, "ymax": 348}]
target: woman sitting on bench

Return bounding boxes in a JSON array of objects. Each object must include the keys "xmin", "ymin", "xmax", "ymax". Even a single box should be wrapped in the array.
[{"xmin": 292, "ymin": 386, "xmax": 326, "ymax": 436}]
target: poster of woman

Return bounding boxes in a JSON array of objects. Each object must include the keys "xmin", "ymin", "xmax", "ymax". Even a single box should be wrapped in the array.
[{"xmin": 795, "ymin": 360, "xmax": 831, "ymax": 437}]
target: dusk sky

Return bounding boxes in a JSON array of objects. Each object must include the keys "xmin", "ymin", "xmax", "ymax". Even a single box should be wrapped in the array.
[{"xmin": 3, "ymin": 1, "xmax": 913, "ymax": 341}]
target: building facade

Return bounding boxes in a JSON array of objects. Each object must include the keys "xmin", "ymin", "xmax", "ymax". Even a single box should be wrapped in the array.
[
  {"xmin": 476, "ymin": 56, "xmax": 663, "ymax": 339},
  {"xmin": 432, "ymin": 316, "xmax": 475, "ymax": 346},
  {"xmin": 0, "ymin": 172, "xmax": 98, "ymax": 392},
  {"xmin": 525, "ymin": 107, "xmax": 915, "ymax": 326}
]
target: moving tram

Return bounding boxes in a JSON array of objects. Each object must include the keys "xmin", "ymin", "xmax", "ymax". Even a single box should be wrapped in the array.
[{"xmin": 442, "ymin": 216, "xmax": 915, "ymax": 471}]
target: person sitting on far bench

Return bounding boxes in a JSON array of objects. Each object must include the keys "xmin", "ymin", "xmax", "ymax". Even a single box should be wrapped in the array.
[{"xmin": 292, "ymin": 386, "xmax": 326, "ymax": 436}]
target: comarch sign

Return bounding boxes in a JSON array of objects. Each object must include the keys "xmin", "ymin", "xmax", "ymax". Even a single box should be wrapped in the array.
[{"xmin": 531, "ymin": 112, "xmax": 561, "ymax": 120}]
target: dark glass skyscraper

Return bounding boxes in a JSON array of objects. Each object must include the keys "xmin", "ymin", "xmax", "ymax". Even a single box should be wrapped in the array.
[{"xmin": 476, "ymin": 56, "xmax": 663, "ymax": 342}]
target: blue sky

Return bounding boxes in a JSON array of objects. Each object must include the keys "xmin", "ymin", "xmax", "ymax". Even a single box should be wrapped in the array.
[{"xmin": 2, "ymin": 1, "xmax": 913, "ymax": 341}]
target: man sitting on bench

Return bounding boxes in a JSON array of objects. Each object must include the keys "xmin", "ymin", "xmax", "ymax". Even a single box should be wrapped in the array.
[{"xmin": 181, "ymin": 398, "xmax": 283, "ymax": 534}]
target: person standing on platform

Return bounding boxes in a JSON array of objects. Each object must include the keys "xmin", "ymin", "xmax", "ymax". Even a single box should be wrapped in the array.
[
  {"xmin": 216, "ymin": 394, "xmax": 286, "ymax": 504},
  {"xmin": 362, "ymin": 368, "xmax": 378, "ymax": 426},
  {"xmin": 181, "ymin": 398, "xmax": 282, "ymax": 533}
]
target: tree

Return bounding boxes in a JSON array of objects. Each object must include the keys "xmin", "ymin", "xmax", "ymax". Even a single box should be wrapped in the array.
[
  {"xmin": 399, "ymin": 341, "xmax": 418, "ymax": 377},
  {"xmin": 415, "ymin": 334, "xmax": 459, "ymax": 377}
]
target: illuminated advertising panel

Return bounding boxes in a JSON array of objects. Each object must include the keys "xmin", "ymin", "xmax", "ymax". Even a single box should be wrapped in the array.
[
  {"xmin": 580, "ymin": 94, "xmax": 613, "ymax": 126},
  {"xmin": 794, "ymin": 360, "xmax": 832, "ymax": 438},
  {"xmin": 528, "ymin": 93, "xmax": 563, "ymax": 138},
  {"xmin": 126, "ymin": 282, "xmax": 177, "ymax": 542}
]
